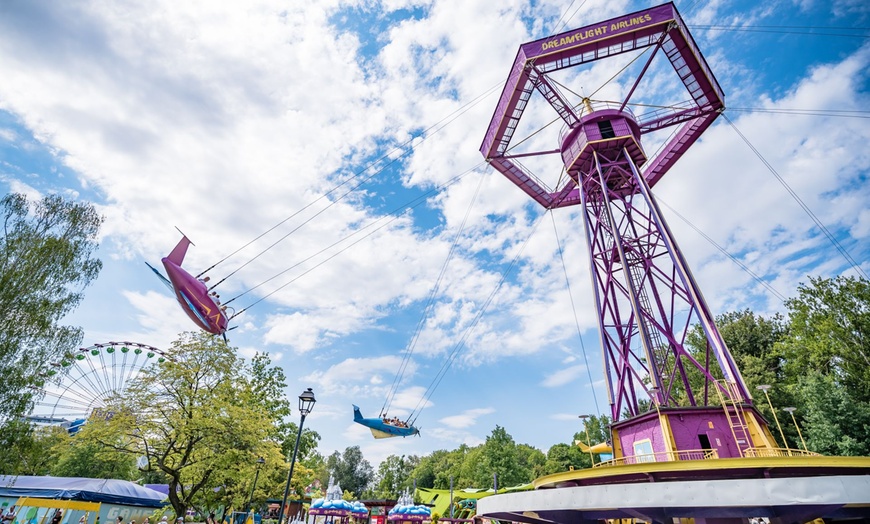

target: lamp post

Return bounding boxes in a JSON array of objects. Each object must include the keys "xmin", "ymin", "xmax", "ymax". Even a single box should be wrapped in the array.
[
  {"xmin": 279, "ymin": 388, "xmax": 316, "ymax": 524},
  {"xmin": 783, "ymin": 407, "xmax": 808, "ymax": 452},
  {"xmin": 247, "ymin": 456, "xmax": 265, "ymax": 512},
  {"xmin": 756, "ymin": 385, "xmax": 788, "ymax": 455},
  {"xmin": 577, "ymin": 415, "xmax": 594, "ymax": 466}
]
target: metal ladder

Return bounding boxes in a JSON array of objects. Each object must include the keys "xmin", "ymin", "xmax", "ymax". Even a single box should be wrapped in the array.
[
  {"xmin": 626, "ymin": 251, "xmax": 673, "ymax": 405},
  {"xmin": 714, "ymin": 379, "xmax": 752, "ymax": 456}
]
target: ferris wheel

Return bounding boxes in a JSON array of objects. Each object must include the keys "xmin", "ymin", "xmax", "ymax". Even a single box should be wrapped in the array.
[{"xmin": 28, "ymin": 341, "xmax": 171, "ymax": 431}]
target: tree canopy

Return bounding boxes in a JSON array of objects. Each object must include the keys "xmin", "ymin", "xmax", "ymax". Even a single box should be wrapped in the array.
[
  {"xmin": 778, "ymin": 276, "xmax": 870, "ymax": 454},
  {"xmin": 326, "ymin": 446, "xmax": 374, "ymax": 498},
  {"xmin": 0, "ymin": 193, "xmax": 102, "ymax": 420},
  {"xmin": 85, "ymin": 332, "xmax": 296, "ymax": 516},
  {"xmin": 370, "ymin": 454, "xmax": 419, "ymax": 499}
]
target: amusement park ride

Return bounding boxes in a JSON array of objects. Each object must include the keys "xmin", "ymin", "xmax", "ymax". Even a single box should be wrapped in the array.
[
  {"xmin": 353, "ymin": 405, "xmax": 421, "ymax": 438},
  {"xmin": 28, "ymin": 341, "xmax": 172, "ymax": 428},
  {"xmin": 475, "ymin": 2, "xmax": 870, "ymax": 523},
  {"xmin": 146, "ymin": 235, "xmax": 230, "ymax": 336}
]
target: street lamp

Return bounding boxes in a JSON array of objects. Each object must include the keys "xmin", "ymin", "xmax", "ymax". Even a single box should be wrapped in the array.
[
  {"xmin": 247, "ymin": 456, "xmax": 266, "ymax": 512},
  {"xmin": 577, "ymin": 415, "xmax": 594, "ymax": 465},
  {"xmin": 279, "ymin": 388, "xmax": 316, "ymax": 524},
  {"xmin": 756, "ymin": 385, "xmax": 788, "ymax": 455},
  {"xmin": 783, "ymin": 407, "xmax": 808, "ymax": 452}
]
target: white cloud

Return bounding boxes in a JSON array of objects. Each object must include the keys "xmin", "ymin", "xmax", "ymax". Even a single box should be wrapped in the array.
[
  {"xmin": 439, "ymin": 407, "xmax": 495, "ymax": 429},
  {"xmin": 4, "ymin": 178, "xmax": 42, "ymax": 201},
  {"xmin": 119, "ymin": 290, "xmax": 195, "ymax": 348},
  {"xmin": 299, "ymin": 355, "xmax": 417, "ymax": 397},
  {"xmin": 851, "ymin": 209, "xmax": 870, "ymax": 239},
  {"xmin": 427, "ymin": 427, "xmax": 485, "ymax": 447},
  {"xmin": 550, "ymin": 413, "xmax": 582, "ymax": 421},
  {"xmin": 541, "ymin": 364, "xmax": 587, "ymax": 388}
]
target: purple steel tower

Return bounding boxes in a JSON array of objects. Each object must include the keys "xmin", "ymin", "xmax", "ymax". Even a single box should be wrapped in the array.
[{"xmin": 482, "ymin": 3, "xmax": 779, "ymax": 459}]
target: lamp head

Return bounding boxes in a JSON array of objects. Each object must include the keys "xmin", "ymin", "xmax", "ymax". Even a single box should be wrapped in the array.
[
  {"xmin": 256, "ymin": 456, "xmax": 266, "ymax": 465},
  {"xmin": 756, "ymin": 384, "xmax": 772, "ymax": 392},
  {"xmin": 783, "ymin": 407, "xmax": 796, "ymax": 414},
  {"xmin": 299, "ymin": 387, "xmax": 316, "ymax": 416}
]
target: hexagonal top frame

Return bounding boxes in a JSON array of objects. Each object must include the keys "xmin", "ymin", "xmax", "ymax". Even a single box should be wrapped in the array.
[{"xmin": 480, "ymin": 2, "xmax": 724, "ymax": 209}]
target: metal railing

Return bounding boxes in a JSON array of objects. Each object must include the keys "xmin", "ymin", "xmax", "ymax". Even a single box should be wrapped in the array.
[
  {"xmin": 743, "ymin": 447, "xmax": 820, "ymax": 458},
  {"xmin": 558, "ymin": 99, "xmax": 638, "ymax": 144},
  {"xmin": 593, "ymin": 448, "xmax": 719, "ymax": 468}
]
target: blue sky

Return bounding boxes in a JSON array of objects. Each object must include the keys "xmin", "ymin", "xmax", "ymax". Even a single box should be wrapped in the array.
[{"xmin": 2, "ymin": 0, "xmax": 869, "ymax": 468}]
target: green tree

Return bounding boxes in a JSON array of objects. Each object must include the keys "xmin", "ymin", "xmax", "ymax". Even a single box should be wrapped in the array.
[
  {"xmin": 515, "ymin": 444, "xmax": 546, "ymax": 481},
  {"xmin": 795, "ymin": 372, "xmax": 870, "ymax": 456},
  {"xmin": 679, "ymin": 277, "xmax": 870, "ymax": 453},
  {"xmin": 779, "ymin": 276, "xmax": 870, "ymax": 402},
  {"xmin": 51, "ymin": 422, "xmax": 137, "ymax": 479},
  {"xmin": 300, "ymin": 451, "xmax": 328, "ymax": 491},
  {"xmin": 774, "ymin": 276, "xmax": 870, "ymax": 452},
  {"xmin": 0, "ymin": 193, "xmax": 102, "ymax": 420},
  {"xmin": 90, "ymin": 332, "xmax": 285, "ymax": 517},
  {"xmin": 541, "ymin": 443, "xmax": 587, "ymax": 475},
  {"xmin": 683, "ymin": 309, "xmax": 787, "ymax": 407},
  {"xmin": 409, "ymin": 449, "xmax": 451, "ymax": 489},
  {"xmin": 0, "ymin": 420, "xmax": 69, "ymax": 475},
  {"xmin": 372, "ymin": 454, "xmax": 418, "ymax": 498},
  {"xmin": 249, "ymin": 353, "xmax": 321, "ymax": 461},
  {"xmin": 573, "ymin": 414, "xmax": 611, "ymax": 448},
  {"xmin": 432, "ymin": 446, "xmax": 472, "ymax": 490},
  {"xmin": 477, "ymin": 426, "xmax": 524, "ymax": 488},
  {"xmin": 456, "ymin": 446, "xmax": 485, "ymax": 489},
  {"xmin": 326, "ymin": 446, "xmax": 373, "ymax": 497}
]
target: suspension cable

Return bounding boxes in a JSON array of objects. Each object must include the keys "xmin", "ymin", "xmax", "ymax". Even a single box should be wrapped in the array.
[
  {"xmin": 723, "ymin": 113, "xmax": 868, "ymax": 280},
  {"xmin": 201, "ymin": 81, "xmax": 502, "ymax": 285},
  {"xmin": 610, "ymin": 98, "xmax": 870, "ymax": 120},
  {"xmin": 688, "ymin": 25, "xmax": 869, "ymax": 39},
  {"xmin": 551, "ymin": 212, "xmax": 601, "ymax": 417},
  {"xmin": 408, "ymin": 210, "xmax": 549, "ymax": 425},
  {"xmin": 657, "ymin": 198, "xmax": 788, "ymax": 302},
  {"xmin": 381, "ymin": 168, "xmax": 487, "ymax": 419},
  {"xmin": 227, "ymin": 161, "xmax": 486, "ymax": 317},
  {"xmin": 552, "ymin": 0, "xmax": 589, "ymax": 36}
]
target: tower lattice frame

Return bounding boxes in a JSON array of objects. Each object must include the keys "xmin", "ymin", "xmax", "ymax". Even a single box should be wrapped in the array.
[{"xmin": 481, "ymin": 3, "xmax": 752, "ymax": 423}]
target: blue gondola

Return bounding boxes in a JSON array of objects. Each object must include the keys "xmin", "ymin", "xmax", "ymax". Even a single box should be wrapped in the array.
[{"xmin": 353, "ymin": 405, "xmax": 420, "ymax": 439}]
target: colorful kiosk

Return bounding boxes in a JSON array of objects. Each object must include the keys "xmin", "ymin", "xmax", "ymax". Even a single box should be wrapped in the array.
[
  {"xmin": 0, "ymin": 476, "xmax": 166, "ymax": 524},
  {"xmin": 350, "ymin": 502, "xmax": 368, "ymax": 524},
  {"xmin": 309, "ymin": 479, "xmax": 369, "ymax": 524},
  {"xmin": 386, "ymin": 493, "xmax": 429, "ymax": 524}
]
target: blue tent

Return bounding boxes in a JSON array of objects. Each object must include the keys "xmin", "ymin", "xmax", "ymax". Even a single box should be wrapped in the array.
[{"xmin": 0, "ymin": 476, "xmax": 166, "ymax": 508}]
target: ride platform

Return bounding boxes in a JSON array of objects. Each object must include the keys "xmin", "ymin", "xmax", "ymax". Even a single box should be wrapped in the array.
[{"xmin": 478, "ymin": 455, "xmax": 870, "ymax": 523}]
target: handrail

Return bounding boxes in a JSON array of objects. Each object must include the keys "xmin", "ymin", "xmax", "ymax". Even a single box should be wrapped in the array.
[
  {"xmin": 743, "ymin": 447, "xmax": 821, "ymax": 458},
  {"xmin": 593, "ymin": 448, "xmax": 719, "ymax": 468},
  {"xmin": 592, "ymin": 446, "xmax": 820, "ymax": 468},
  {"xmin": 558, "ymin": 99, "xmax": 638, "ymax": 144}
]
